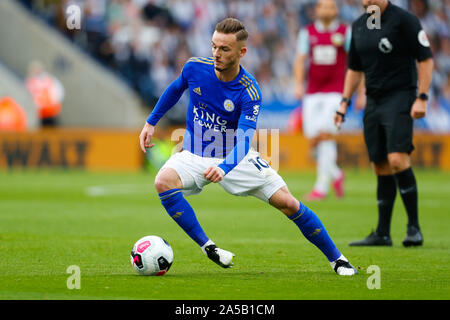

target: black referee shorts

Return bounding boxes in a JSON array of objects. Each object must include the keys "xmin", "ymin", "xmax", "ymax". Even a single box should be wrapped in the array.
[{"xmin": 363, "ymin": 89, "xmax": 416, "ymax": 163}]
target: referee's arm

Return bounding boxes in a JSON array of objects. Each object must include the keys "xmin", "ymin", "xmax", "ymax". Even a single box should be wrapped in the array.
[
  {"xmin": 334, "ymin": 69, "xmax": 363, "ymax": 129},
  {"xmin": 403, "ymin": 12, "xmax": 434, "ymax": 119},
  {"xmin": 411, "ymin": 58, "xmax": 434, "ymax": 119}
]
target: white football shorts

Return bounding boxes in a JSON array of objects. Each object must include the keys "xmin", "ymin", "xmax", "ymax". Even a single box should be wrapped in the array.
[
  {"xmin": 159, "ymin": 149, "xmax": 286, "ymax": 202},
  {"xmin": 302, "ymin": 92, "xmax": 341, "ymax": 138}
]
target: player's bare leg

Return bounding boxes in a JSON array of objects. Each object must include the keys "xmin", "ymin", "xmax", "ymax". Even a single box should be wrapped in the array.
[
  {"xmin": 270, "ymin": 186, "xmax": 356, "ymax": 276},
  {"xmin": 155, "ymin": 168, "xmax": 234, "ymax": 268},
  {"xmin": 154, "ymin": 168, "xmax": 183, "ymax": 193},
  {"xmin": 305, "ymin": 132, "xmax": 344, "ymax": 201}
]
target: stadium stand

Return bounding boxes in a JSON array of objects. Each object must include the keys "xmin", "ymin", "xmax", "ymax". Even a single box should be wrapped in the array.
[
  {"xmin": 11, "ymin": 0, "xmax": 450, "ymax": 132},
  {"xmin": 0, "ymin": 0, "xmax": 143, "ymax": 128}
]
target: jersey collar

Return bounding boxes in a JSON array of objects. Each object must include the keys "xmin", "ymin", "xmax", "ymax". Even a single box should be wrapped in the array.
[
  {"xmin": 382, "ymin": 1, "xmax": 393, "ymax": 18},
  {"xmin": 314, "ymin": 19, "xmax": 339, "ymax": 33},
  {"xmin": 213, "ymin": 64, "xmax": 245, "ymax": 85}
]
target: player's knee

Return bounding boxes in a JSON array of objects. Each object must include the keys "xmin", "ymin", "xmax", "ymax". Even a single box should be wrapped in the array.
[
  {"xmin": 388, "ymin": 161, "xmax": 403, "ymax": 173},
  {"xmin": 388, "ymin": 153, "xmax": 410, "ymax": 173},
  {"xmin": 154, "ymin": 177, "xmax": 170, "ymax": 193},
  {"xmin": 279, "ymin": 195, "xmax": 300, "ymax": 216},
  {"xmin": 154, "ymin": 168, "xmax": 182, "ymax": 193},
  {"xmin": 285, "ymin": 196, "xmax": 300, "ymax": 213},
  {"xmin": 318, "ymin": 132, "xmax": 333, "ymax": 141},
  {"xmin": 269, "ymin": 188, "xmax": 299, "ymax": 215},
  {"xmin": 154, "ymin": 175, "xmax": 178, "ymax": 193},
  {"xmin": 372, "ymin": 160, "xmax": 392, "ymax": 176}
]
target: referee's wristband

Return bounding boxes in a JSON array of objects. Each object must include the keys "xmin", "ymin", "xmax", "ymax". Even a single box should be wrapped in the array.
[{"xmin": 340, "ymin": 97, "xmax": 351, "ymax": 107}]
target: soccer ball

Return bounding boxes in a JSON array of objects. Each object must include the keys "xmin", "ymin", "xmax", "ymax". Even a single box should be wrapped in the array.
[{"xmin": 130, "ymin": 235, "xmax": 173, "ymax": 276}]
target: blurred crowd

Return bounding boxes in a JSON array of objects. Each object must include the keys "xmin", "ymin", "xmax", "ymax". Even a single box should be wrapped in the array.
[{"xmin": 17, "ymin": 0, "xmax": 450, "ymax": 130}]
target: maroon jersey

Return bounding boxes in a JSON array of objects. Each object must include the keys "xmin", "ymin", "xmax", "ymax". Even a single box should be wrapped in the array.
[{"xmin": 306, "ymin": 22, "xmax": 348, "ymax": 94}]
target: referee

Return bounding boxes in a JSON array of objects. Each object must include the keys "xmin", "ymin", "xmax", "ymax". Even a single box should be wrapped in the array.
[{"xmin": 334, "ymin": 0, "xmax": 434, "ymax": 247}]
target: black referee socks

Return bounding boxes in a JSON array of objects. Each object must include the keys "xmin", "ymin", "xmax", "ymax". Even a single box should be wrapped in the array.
[
  {"xmin": 395, "ymin": 167, "xmax": 419, "ymax": 230},
  {"xmin": 376, "ymin": 175, "xmax": 397, "ymax": 237}
]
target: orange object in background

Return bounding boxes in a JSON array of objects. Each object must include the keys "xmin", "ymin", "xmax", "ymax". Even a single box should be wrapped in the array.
[
  {"xmin": 26, "ymin": 75, "xmax": 62, "ymax": 119},
  {"xmin": 25, "ymin": 61, "xmax": 64, "ymax": 123},
  {"xmin": 0, "ymin": 97, "xmax": 27, "ymax": 132},
  {"xmin": 287, "ymin": 106, "xmax": 303, "ymax": 134}
]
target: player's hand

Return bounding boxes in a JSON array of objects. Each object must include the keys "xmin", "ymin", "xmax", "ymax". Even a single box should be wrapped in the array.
[
  {"xmin": 139, "ymin": 122, "xmax": 155, "ymax": 154},
  {"xmin": 334, "ymin": 102, "xmax": 348, "ymax": 130},
  {"xmin": 204, "ymin": 166, "xmax": 224, "ymax": 183},
  {"xmin": 410, "ymin": 99, "xmax": 427, "ymax": 119},
  {"xmin": 294, "ymin": 83, "xmax": 305, "ymax": 100}
]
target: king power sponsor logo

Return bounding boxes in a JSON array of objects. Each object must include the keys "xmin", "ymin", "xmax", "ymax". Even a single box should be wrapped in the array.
[{"xmin": 193, "ymin": 106, "xmax": 228, "ymax": 133}]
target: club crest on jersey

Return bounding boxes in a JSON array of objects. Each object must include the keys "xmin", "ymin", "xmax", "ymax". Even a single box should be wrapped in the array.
[
  {"xmin": 378, "ymin": 37, "xmax": 393, "ymax": 54},
  {"xmin": 331, "ymin": 33, "xmax": 344, "ymax": 47},
  {"xmin": 224, "ymin": 99, "xmax": 235, "ymax": 112}
]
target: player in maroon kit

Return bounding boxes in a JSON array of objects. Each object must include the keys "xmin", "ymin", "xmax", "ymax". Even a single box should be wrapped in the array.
[{"xmin": 293, "ymin": 0, "xmax": 352, "ymax": 201}]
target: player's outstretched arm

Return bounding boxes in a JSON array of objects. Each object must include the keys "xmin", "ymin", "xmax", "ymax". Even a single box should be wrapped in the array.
[
  {"xmin": 139, "ymin": 122, "xmax": 155, "ymax": 154},
  {"xmin": 140, "ymin": 63, "xmax": 189, "ymax": 154}
]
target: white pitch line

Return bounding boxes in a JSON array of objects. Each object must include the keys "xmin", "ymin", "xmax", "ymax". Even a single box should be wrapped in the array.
[{"xmin": 85, "ymin": 184, "xmax": 152, "ymax": 197}]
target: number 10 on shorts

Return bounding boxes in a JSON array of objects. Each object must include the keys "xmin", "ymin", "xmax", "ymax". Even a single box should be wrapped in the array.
[{"xmin": 248, "ymin": 156, "xmax": 270, "ymax": 171}]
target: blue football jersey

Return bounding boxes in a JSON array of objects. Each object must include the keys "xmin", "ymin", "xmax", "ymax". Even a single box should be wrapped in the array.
[{"xmin": 147, "ymin": 57, "xmax": 262, "ymax": 174}]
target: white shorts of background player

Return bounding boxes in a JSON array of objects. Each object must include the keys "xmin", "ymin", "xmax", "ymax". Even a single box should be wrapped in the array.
[{"xmin": 302, "ymin": 92, "xmax": 341, "ymax": 139}]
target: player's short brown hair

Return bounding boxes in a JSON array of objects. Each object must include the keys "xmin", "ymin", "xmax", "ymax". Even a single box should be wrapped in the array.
[{"xmin": 215, "ymin": 18, "xmax": 248, "ymax": 42}]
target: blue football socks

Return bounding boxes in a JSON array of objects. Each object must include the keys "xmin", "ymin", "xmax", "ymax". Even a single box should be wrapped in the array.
[
  {"xmin": 289, "ymin": 202, "xmax": 341, "ymax": 262},
  {"xmin": 159, "ymin": 189, "xmax": 209, "ymax": 247}
]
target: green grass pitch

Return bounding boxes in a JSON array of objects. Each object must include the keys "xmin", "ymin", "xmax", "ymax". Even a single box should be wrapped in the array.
[{"xmin": 0, "ymin": 169, "xmax": 449, "ymax": 300}]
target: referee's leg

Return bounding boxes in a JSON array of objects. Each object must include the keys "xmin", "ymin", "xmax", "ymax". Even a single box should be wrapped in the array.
[
  {"xmin": 349, "ymin": 159, "xmax": 397, "ymax": 246},
  {"xmin": 373, "ymin": 159, "xmax": 397, "ymax": 242},
  {"xmin": 350, "ymin": 153, "xmax": 422, "ymax": 247},
  {"xmin": 387, "ymin": 152, "xmax": 423, "ymax": 247}
]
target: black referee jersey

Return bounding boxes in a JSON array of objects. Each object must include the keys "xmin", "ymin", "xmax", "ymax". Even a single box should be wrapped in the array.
[{"xmin": 348, "ymin": 1, "xmax": 433, "ymax": 98}]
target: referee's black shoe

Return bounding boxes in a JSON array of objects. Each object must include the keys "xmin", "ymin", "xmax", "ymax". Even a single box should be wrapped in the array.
[
  {"xmin": 349, "ymin": 231, "xmax": 392, "ymax": 246},
  {"xmin": 402, "ymin": 225, "xmax": 423, "ymax": 247}
]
